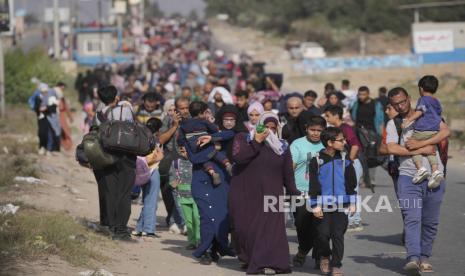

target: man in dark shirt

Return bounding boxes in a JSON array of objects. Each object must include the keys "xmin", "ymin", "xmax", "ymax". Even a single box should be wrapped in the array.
[
  {"xmin": 235, "ymin": 90, "xmax": 249, "ymax": 123},
  {"xmin": 350, "ymin": 86, "xmax": 384, "ymax": 189},
  {"xmin": 282, "ymin": 96, "xmax": 304, "ymax": 144},
  {"xmin": 377, "ymin": 86, "xmax": 389, "ymax": 111},
  {"xmin": 303, "ymin": 90, "xmax": 322, "ymax": 116}
]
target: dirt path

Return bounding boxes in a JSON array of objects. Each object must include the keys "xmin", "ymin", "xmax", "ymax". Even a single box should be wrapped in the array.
[{"xmin": 4, "ymin": 20, "xmax": 464, "ymax": 276}]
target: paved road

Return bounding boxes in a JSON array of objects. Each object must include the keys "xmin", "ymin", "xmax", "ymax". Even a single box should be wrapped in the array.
[{"xmin": 282, "ymin": 161, "xmax": 465, "ymax": 275}]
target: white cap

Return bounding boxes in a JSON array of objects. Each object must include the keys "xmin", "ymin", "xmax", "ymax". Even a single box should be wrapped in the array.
[{"xmin": 39, "ymin": 83, "xmax": 49, "ymax": 92}]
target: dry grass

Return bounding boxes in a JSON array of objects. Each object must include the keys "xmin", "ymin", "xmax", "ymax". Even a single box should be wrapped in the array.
[{"xmin": 0, "ymin": 204, "xmax": 107, "ymax": 270}]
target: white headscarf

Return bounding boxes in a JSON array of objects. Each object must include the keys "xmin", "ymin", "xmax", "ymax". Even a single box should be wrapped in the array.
[
  {"xmin": 208, "ymin": 86, "xmax": 233, "ymax": 104},
  {"xmin": 249, "ymin": 112, "xmax": 288, "ymax": 156}
]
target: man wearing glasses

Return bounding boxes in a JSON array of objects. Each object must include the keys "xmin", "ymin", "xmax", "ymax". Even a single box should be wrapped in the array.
[{"xmin": 385, "ymin": 86, "xmax": 449, "ymax": 275}]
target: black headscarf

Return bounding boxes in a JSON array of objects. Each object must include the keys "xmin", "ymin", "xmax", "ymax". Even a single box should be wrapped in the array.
[
  {"xmin": 215, "ymin": 104, "xmax": 248, "ymax": 133},
  {"xmin": 215, "ymin": 105, "xmax": 248, "ymax": 161}
]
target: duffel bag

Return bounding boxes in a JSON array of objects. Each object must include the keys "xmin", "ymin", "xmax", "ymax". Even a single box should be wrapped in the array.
[{"xmin": 99, "ymin": 106, "xmax": 156, "ymax": 156}]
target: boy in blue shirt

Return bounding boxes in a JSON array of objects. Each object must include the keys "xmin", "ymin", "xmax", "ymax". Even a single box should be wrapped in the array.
[
  {"xmin": 290, "ymin": 116, "xmax": 326, "ymax": 268},
  {"xmin": 309, "ymin": 127, "xmax": 357, "ymax": 276},
  {"xmin": 402, "ymin": 75, "xmax": 443, "ymax": 188}
]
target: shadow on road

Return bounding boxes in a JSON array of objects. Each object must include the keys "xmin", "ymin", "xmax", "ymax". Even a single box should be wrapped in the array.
[
  {"xmin": 354, "ymin": 233, "xmax": 403, "ymax": 246},
  {"xmin": 348, "ymin": 255, "xmax": 405, "ymax": 274}
]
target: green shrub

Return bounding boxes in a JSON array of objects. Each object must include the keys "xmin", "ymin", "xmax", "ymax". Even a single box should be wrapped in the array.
[{"xmin": 5, "ymin": 48, "xmax": 66, "ymax": 104}]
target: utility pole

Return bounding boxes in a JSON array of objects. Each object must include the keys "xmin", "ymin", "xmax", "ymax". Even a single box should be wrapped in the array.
[
  {"xmin": 0, "ymin": 36, "xmax": 4, "ymax": 118},
  {"xmin": 98, "ymin": 0, "xmax": 103, "ymax": 63},
  {"xmin": 53, "ymin": 0, "xmax": 60, "ymax": 59},
  {"xmin": 140, "ymin": 0, "xmax": 144, "ymax": 26}
]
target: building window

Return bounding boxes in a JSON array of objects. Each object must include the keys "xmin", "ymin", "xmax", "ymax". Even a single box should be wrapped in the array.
[{"xmin": 84, "ymin": 39, "xmax": 104, "ymax": 55}]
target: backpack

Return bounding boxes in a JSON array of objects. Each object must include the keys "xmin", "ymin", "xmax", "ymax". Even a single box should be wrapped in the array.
[
  {"xmin": 134, "ymin": 156, "xmax": 151, "ymax": 186},
  {"xmin": 76, "ymin": 110, "xmax": 117, "ymax": 170},
  {"xmin": 75, "ymin": 143, "xmax": 90, "ymax": 168},
  {"xmin": 99, "ymin": 105, "xmax": 156, "ymax": 156},
  {"xmin": 387, "ymin": 117, "xmax": 403, "ymax": 180},
  {"xmin": 356, "ymin": 125, "xmax": 386, "ymax": 168}
]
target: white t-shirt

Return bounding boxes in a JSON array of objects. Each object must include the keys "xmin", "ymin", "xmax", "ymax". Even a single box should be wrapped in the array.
[{"xmin": 385, "ymin": 119, "xmax": 443, "ymax": 177}]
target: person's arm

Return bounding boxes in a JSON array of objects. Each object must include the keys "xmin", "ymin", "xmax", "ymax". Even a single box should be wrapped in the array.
[
  {"xmin": 283, "ymin": 150, "xmax": 301, "ymax": 195},
  {"xmin": 385, "ymin": 119, "xmax": 435, "ymax": 156},
  {"xmin": 168, "ymin": 161, "xmax": 178, "ymax": 188},
  {"xmin": 378, "ymin": 142, "xmax": 389, "ymax": 155},
  {"xmin": 402, "ymin": 110, "xmax": 423, "ymax": 128},
  {"xmin": 386, "ymin": 142, "xmax": 435, "ymax": 157},
  {"xmin": 345, "ymin": 163, "xmax": 357, "ymax": 203},
  {"xmin": 231, "ymin": 132, "xmax": 266, "ymax": 165},
  {"xmin": 210, "ymin": 129, "xmax": 235, "ymax": 142},
  {"xmin": 184, "ymin": 139, "xmax": 217, "ymax": 165},
  {"xmin": 290, "ymin": 143, "xmax": 301, "ymax": 171},
  {"xmin": 159, "ymin": 113, "xmax": 180, "ymax": 145},
  {"xmin": 405, "ymin": 121, "xmax": 450, "ymax": 150},
  {"xmin": 308, "ymin": 157, "xmax": 321, "ymax": 207},
  {"xmin": 266, "ymin": 76, "xmax": 279, "ymax": 92},
  {"xmin": 349, "ymin": 145, "xmax": 359, "ymax": 161}
]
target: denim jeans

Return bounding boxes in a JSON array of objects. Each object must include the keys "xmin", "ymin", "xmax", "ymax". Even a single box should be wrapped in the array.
[
  {"xmin": 136, "ymin": 170, "xmax": 161, "ymax": 233},
  {"xmin": 349, "ymin": 159, "xmax": 363, "ymax": 225}
]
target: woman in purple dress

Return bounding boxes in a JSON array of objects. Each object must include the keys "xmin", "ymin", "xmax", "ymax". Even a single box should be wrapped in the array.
[{"xmin": 229, "ymin": 112, "xmax": 300, "ymax": 275}]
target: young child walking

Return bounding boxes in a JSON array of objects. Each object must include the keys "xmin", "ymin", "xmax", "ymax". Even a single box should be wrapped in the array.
[
  {"xmin": 402, "ymin": 75, "xmax": 443, "ymax": 188},
  {"xmin": 169, "ymin": 145, "xmax": 200, "ymax": 250},
  {"xmin": 309, "ymin": 127, "xmax": 357, "ymax": 276}
]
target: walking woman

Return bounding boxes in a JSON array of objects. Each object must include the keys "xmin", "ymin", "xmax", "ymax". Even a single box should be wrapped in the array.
[
  {"xmin": 182, "ymin": 128, "xmax": 236, "ymax": 265},
  {"xmin": 229, "ymin": 112, "xmax": 300, "ymax": 275}
]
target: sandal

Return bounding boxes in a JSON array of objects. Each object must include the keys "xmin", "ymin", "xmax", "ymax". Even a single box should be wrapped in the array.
[
  {"xmin": 404, "ymin": 261, "xmax": 421, "ymax": 276},
  {"xmin": 332, "ymin": 267, "xmax": 344, "ymax": 276},
  {"xmin": 420, "ymin": 261, "xmax": 434, "ymax": 273},
  {"xmin": 320, "ymin": 257, "xmax": 331, "ymax": 274}
]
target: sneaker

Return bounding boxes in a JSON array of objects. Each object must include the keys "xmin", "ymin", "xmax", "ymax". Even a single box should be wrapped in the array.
[
  {"xmin": 38, "ymin": 147, "xmax": 46, "ymax": 155},
  {"xmin": 142, "ymin": 232, "xmax": 160, "ymax": 239},
  {"xmin": 413, "ymin": 167, "xmax": 430, "ymax": 184},
  {"xmin": 181, "ymin": 225, "xmax": 188, "ymax": 236},
  {"xmin": 428, "ymin": 170, "xmax": 444, "ymax": 189},
  {"xmin": 169, "ymin": 223, "xmax": 181, "ymax": 234},
  {"xmin": 199, "ymin": 252, "xmax": 212, "ymax": 265},
  {"xmin": 131, "ymin": 230, "xmax": 142, "ymax": 237},
  {"xmin": 211, "ymin": 172, "xmax": 221, "ymax": 186}
]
